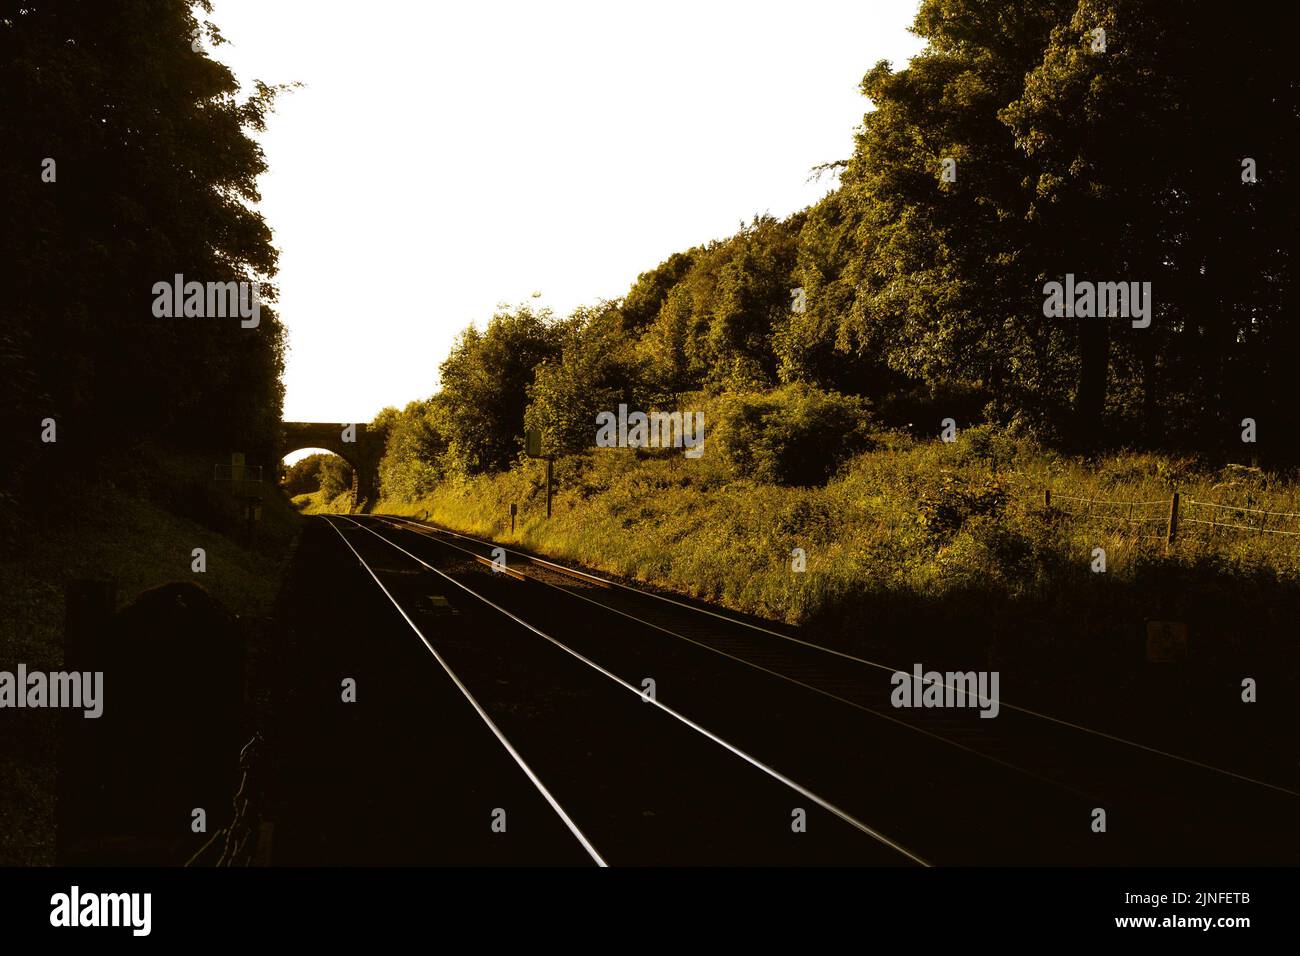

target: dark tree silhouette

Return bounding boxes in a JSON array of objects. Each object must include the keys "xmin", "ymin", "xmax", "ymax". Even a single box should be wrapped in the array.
[{"xmin": 2, "ymin": 0, "xmax": 291, "ymax": 498}]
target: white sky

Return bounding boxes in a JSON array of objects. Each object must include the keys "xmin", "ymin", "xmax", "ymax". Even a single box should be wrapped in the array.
[{"xmin": 208, "ymin": 0, "xmax": 926, "ymax": 431}]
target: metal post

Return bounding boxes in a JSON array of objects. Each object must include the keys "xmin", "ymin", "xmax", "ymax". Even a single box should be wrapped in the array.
[
  {"xmin": 546, "ymin": 458, "xmax": 553, "ymax": 519},
  {"xmin": 1044, "ymin": 489, "xmax": 1051, "ymax": 509},
  {"xmin": 510, "ymin": 503, "xmax": 517, "ymax": 533}
]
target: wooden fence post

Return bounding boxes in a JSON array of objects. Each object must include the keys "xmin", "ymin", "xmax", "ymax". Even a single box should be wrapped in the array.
[
  {"xmin": 1044, "ymin": 488, "xmax": 1051, "ymax": 509},
  {"xmin": 1166, "ymin": 492, "xmax": 1180, "ymax": 547}
]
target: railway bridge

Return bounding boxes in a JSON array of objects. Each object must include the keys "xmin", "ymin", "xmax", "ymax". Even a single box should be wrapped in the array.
[{"xmin": 281, "ymin": 421, "xmax": 382, "ymax": 512}]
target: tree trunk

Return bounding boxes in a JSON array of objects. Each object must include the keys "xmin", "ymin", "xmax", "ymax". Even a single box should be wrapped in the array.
[
  {"xmin": 1074, "ymin": 318, "xmax": 1109, "ymax": 447},
  {"xmin": 1141, "ymin": 336, "xmax": 1162, "ymax": 445}
]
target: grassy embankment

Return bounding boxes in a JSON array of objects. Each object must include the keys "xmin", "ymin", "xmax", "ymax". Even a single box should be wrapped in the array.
[
  {"xmin": 0, "ymin": 447, "xmax": 302, "ymax": 865},
  {"xmin": 380, "ymin": 423, "xmax": 1300, "ymax": 774},
  {"xmin": 292, "ymin": 489, "xmax": 354, "ymax": 514}
]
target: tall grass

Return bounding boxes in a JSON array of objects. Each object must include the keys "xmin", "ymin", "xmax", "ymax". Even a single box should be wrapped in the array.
[
  {"xmin": 379, "ymin": 424, "xmax": 1300, "ymax": 761},
  {"xmin": 292, "ymin": 489, "xmax": 354, "ymax": 514},
  {"xmin": 384, "ymin": 425, "xmax": 1300, "ymax": 624}
]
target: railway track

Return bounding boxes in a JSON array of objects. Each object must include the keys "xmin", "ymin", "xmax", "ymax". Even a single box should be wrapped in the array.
[
  {"xmin": 373, "ymin": 515, "xmax": 1300, "ymax": 792},
  {"xmin": 312, "ymin": 513, "xmax": 1299, "ymax": 865},
  {"xmin": 320, "ymin": 515, "xmax": 926, "ymax": 865}
]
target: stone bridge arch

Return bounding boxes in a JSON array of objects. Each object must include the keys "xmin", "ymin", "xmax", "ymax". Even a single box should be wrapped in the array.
[{"xmin": 281, "ymin": 422, "xmax": 382, "ymax": 512}]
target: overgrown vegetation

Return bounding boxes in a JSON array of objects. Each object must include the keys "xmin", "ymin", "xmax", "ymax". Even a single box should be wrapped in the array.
[
  {"xmin": 281, "ymin": 453, "xmax": 353, "ymax": 503},
  {"xmin": 291, "ymin": 489, "xmax": 355, "ymax": 515},
  {"xmin": 1, "ymin": 1, "xmax": 301, "ymax": 864},
  {"xmin": 384, "ymin": 424, "xmax": 1300, "ymax": 625},
  {"xmin": 2, "ymin": 0, "xmax": 293, "ymax": 507},
  {"xmin": 366, "ymin": 2, "xmax": 1297, "ymax": 743},
  {"xmin": 0, "ymin": 448, "xmax": 302, "ymax": 865},
  {"xmin": 379, "ymin": 426, "xmax": 1300, "ymax": 773},
  {"xmin": 715, "ymin": 385, "xmax": 874, "ymax": 486},
  {"xmin": 371, "ymin": 1, "xmax": 1294, "ymax": 483}
]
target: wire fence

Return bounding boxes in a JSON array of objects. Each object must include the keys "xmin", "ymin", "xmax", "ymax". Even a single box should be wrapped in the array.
[
  {"xmin": 1042, "ymin": 488, "xmax": 1300, "ymax": 544},
  {"xmin": 1181, "ymin": 496, "xmax": 1300, "ymax": 537}
]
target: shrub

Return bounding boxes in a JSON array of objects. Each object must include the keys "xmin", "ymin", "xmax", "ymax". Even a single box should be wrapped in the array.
[
  {"xmin": 717, "ymin": 384, "xmax": 873, "ymax": 486},
  {"xmin": 915, "ymin": 472, "xmax": 1010, "ymax": 545}
]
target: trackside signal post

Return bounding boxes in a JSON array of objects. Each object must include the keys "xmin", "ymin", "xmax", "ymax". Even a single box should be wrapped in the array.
[
  {"xmin": 525, "ymin": 428, "xmax": 553, "ymax": 519},
  {"xmin": 213, "ymin": 452, "xmax": 264, "ymax": 544}
]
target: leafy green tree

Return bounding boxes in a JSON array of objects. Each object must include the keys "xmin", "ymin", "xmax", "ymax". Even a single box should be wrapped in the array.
[
  {"xmin": 525, "ymin": 304, "xmax": 646, "ymax": 456},
  {"xmin": 355, "ymin": 0, "xmax": 1295, "ymax": 469},
  {"xmin": 317, "ymin": 455, "xmax": 353, "ymax": 501},
  {"xmin": 376, "ymin": 399, "xmax": 449, "ymax": 501},
  {"xmin": 834, "ymin": 0, "xmax": 1074, "ymax": 433},
  {"xmin": 705, "ymin": 214, "xmax": 805, "ymax": 390},
  {"xmin": 637, "ymin": 285, "xmax": 695, "ymax": 399},
  {"xmin": 626, "ymin": 215, "xmax": 804, "ymax": 397},
  {"xmin": 280, "ymin": 453, "xmax": 331, "ymax": 497},
  {"xmin": 437, "ymin": 305, "xmax": 562, "ymax": 473},
  {"xmin": 620, "ymin": 250, "xmax": 696, "ymax": 333}
]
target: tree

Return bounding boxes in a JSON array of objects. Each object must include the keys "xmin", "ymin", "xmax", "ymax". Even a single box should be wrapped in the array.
[
  {"xmin": 1003, "ymin": 0, "xmax": 1298, "ymax": 448},
  {"xmin": 526, "ymin": 304, "xmax": 646, "ymax": 456},
  {"xmin": 317, "ymin": 456, "xmax": 353, "ymax": 501},
  {"xmin": 437, "ymin": 305, "xmax": 562, "ymax": 473},
  {"xmin": 280, "ymin": 453, "xmax": 331, "ymax": 497},
  {"xmin": 375, "ymin": 399, "xmax": 449, "ymax": 501},
  {"xmin": 638, "ymin": 285, "xmax": 695, "ymax": 399},
  {"xmin": 1, "ymin": 0, "xmax": 292, "ymax": 494},
  {"xmin": 706, "ymin": 214, "xmax": 805, "ymax": 390},
  {"xmin": 620, "ymin": 250, "xmax": 696, "ymax": 333},
  {"xmin": 833, "ymin": 0, "xmax": 1075, "ymax": 435}
]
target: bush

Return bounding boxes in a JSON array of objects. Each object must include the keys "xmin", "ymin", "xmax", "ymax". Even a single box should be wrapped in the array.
[
  {"xmin": 915, "ymin": 472, "xmax": 1010, "ymax": 545},
  {"xmin": 317, "ymin": 456, "xmax": 353, "ymax": 500},
  {"xmin": 717, "ymin": 384, "xmax": 873, "ymax": 486}
]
